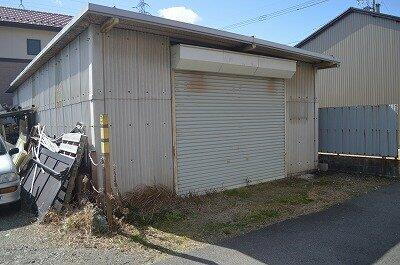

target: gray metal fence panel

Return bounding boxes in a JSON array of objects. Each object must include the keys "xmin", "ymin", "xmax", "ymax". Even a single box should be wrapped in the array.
[{"xmin": 319, "ymin": 105, "xmax": 398, "ymax": 157}]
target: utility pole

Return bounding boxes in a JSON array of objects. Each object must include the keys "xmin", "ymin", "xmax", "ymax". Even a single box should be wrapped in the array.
[
  {"xmin": 372, "ymin": 0, "xmax": 376, "ymax": 10},
  {"xmin": 357, "ymin": 0, "xmax": 380, "ymax": 13},
  {"xmin": 19, "ymin": 0, "xmax": 25, "ymax": 9},
  {"xmin": 134, "ymin": 0, "xmax": 150, "ymax": 15},
  {"xmin": 100, "ymin": 114, "xmax": 114, "ymax": 230}
]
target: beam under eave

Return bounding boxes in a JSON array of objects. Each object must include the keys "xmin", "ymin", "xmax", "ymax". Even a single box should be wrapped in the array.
[{"xmin": 100, "ymin": 17, "xmax": 120, "ymax": 33}]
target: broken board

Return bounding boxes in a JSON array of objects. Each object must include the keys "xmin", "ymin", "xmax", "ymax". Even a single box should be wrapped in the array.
[
  {"xmin": 21, "ymin": 148, "xmax": 74, "ymax": 219},
  {"xmin": 58, "ymin": 133, "xmax": 87, "ymax": 204}
]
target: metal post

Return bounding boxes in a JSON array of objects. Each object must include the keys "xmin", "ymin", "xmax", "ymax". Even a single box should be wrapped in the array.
[
  {"xmin": 100, "ymin": 114, "xmax": 114, "ymax": 229},
  {"xmin": 0, "ymin": 122, "xmax": 5, "ymax": 140}
]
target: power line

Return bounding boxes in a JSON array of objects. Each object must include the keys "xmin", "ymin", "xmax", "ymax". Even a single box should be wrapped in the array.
[
  {"xmin": 357, "ymin": 0, "xmax": 382, "ymax": 12},
  {"xmin": 134, "ymin": 0, "xmax": 150, "ymax": 15},
  {"xmin": 286, "ymin": 40, "xmax": 301, "ymax": 45},
  {"xmin": 285, "ymin": 20, "xmax": 328, "ymax": 46},
  {"xmin": 6, "ymin": 0, "xmax": 86, "ymax": 15},
  {"xmin": 5, "ymin": 0, "xmax": 142, "ymax": 15},
  {"xmin": 381, "ymin": 0, "xmax": 391, "ymax": 12},
  {"xmin": 222, "ymin": 0, "xmax": 330, "ymax": 31}
]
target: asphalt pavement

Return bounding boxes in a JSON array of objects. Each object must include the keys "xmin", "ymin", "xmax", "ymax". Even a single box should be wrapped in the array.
[{"xmin": 158, "ymin": 183, "xmax": 400, "ymax": 265}]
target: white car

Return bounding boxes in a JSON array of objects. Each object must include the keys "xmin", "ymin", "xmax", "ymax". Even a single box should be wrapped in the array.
[{"xmin": 0, "ymin": 135, "xmax": 20, "ymax": 209}]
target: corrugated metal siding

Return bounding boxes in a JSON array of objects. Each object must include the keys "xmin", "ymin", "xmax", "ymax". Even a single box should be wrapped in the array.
[
  {"xmin": 102, "ymin": 28, "xmax": 173, "ymax": 193},
  {"xmin": 13, "ymin": 27, "xmax": 93, "ymax": 138},
  {"xmin": 319, "ymin": 105, "xmax": 398, "ymax": 157},
  {"xmin": 285, "ymin": 62, "xmax": 317, "ymax": 175},
  {"xmin": 300, "ymin": 12, "xmax": 400, "ymax": 107},
  {"xmin": 174, "ymin": 71, "xmax": 286, "ymax": 195}
]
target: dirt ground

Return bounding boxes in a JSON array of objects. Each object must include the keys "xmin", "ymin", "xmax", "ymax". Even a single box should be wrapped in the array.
[
  {"xmin": 1, "ymin": 172, "xmax": 396, "ymax": 264},
  {"xmin": 135, "ymin": 172, "xmax": 394, "ymax": 242}
]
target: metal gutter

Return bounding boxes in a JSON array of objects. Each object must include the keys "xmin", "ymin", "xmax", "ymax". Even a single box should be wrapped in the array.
[
  {"xmin": 88, "ymin": 3, "xmax": 339, "ymax": 65},
  {"xmin": 8, "ymin": 3, "xmax": 340, "ymax": 92}
]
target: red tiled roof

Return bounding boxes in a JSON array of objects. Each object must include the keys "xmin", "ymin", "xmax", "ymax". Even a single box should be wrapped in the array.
[{"xmin": 0, "ymin": 6, "xmax": 72, "ymax": 29}]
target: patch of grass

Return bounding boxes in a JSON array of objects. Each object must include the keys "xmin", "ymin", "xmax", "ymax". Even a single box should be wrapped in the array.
[
  {"xmin": 203, "ymin": 209, "xmax": 280, "ymax": 235},
  {"xmin": 276, "ymin": 193, "xmax": 314, "ymax": 205},
  {"xmin": 245, "ymin": 209, "xmax": 280, "ymax": 223},
  {"xmin": 130, "ymin": 234, "xmax": 144, "ymax": 243},
  {"xmin": 128, "ymin": 209, "xmax": 186, "ymax": 227},
  {"xmin": 163, "ymin": 210, "xmax": 185, "ymax": 223},
  {"xmin": 204, "ymin": 221, "xmax": 246, "ymax": 235},
  {"xmin": 42, "ymin": 174, "xmax": 393, "ymax": 264},
  {"xmin": 316, "ymin": 178, "xmax": 335, "ymax": 186},
  {"xmin": 224, "ymin": 187, "xmax": 251, "ymax": 199}
]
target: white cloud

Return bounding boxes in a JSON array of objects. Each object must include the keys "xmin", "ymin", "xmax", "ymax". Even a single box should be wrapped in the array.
[
  {"xmin": 53, "ymin": 0, "xmax": 62, "ymax": 6},
  {"xmin": 158, "ymin": 6, "xmax": 200, "ymax": 24}
]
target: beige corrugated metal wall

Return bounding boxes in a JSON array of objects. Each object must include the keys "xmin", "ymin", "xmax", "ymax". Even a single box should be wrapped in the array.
[
  {"xmin": 300, "ymin": 12, "xmax": 400, "ymax": 107},
  {"xmin": 285, "ymin": 62, "xmax": 317, "ymax": 175},
  {"xmin": 99, "ymin": 28, "xmax": 174, "ymax": 192},
  {"xmin": 13, "ymin": 26, "xmax": 94, "ymax": 140},
  {"xmin": 173, "ymin": 71, "xmax": 286, "ymax": 194},
  {"xmin": 12, "ymin": 26, "xmax": 174, "ymax": 193}
]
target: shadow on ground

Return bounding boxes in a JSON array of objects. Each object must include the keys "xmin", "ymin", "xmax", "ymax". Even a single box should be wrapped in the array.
[
  {"xmin": 0, "ymin": 201, "xmax": 36, "ymax": 232},
  {"xmin": 118, "ymin": 229, "xmax": 218, "ymax": 265}
]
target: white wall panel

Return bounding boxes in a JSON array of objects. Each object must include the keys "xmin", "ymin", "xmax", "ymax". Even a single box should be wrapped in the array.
[
  {"xmin": 12, "ymin": 27, "xmax": 94, "ymax": 141},
  {"xmin": 285, "ymin": 62, "xmax": 317, "ymax": 175},
  {"xmin": 101, "ymin": 28, "xmax": 173, "ymax": 193}
]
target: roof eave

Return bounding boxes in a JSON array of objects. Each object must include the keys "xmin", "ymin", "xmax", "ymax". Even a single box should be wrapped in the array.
[
  {"xmin": 296, "ymin": 7, "xmax": 400, "ymax": 48},
  {"xmin": 0, "ymin": 21, "xmax": 63, "ymax": 31},
  {"xmin": 7, "ymin": 3, "xmax": 340, "ymax": 93},
  {"xmin": 87, "ymin": 3, "xmax": 339, "ymax": 66},
  {"xmin": 295, "ymin": 7, "xmax": 354, "ymax": 48}
]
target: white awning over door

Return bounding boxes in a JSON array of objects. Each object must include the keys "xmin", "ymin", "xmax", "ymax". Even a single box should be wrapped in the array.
[{"xmin": 171, "ymin": 44, "xmax": 297, "ymax": 79}]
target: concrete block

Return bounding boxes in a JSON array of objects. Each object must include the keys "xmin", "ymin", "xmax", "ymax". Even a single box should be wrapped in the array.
[
  {"xmin": 318, "ymin": 163, "xmax": 329, "ymax": 172},
  {"xmin": 298, "ymin": 173, "xmax": 314, "ymax": 180}
]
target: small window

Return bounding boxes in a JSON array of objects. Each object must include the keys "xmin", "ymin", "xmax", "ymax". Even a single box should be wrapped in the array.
[{"xmin": 27, "ymin": 39, "xmax": 41, "ymax": 55}]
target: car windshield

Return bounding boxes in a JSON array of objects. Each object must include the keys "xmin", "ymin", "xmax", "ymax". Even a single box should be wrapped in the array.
[{"xmin": 0, "ymin": 138, "xmax": 6, "ymax": 155}]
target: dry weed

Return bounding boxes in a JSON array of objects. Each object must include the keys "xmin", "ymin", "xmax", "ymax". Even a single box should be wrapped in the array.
[{"xmin": 62, "ymin": 204, "xmax": 96, "ymax": 235}]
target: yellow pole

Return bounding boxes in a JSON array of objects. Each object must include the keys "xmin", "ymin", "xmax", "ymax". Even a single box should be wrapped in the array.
[{"xmin": 100, "ymin": 114, "xmax": 114, "ymax": 229}]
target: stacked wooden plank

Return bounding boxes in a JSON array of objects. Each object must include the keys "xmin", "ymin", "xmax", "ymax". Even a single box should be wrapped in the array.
[
  {"xmin": 58, "ymin": 133, "xmax": 88, "ymax": 205},
  {"xmin": 21, "ymin": 129, "xmax": 88, "ymax": 219}
]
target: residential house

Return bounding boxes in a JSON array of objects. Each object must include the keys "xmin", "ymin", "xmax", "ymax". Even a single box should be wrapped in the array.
[{"xmin": 0, "ymin": 6, "xmax": 71, "ymax": 107}]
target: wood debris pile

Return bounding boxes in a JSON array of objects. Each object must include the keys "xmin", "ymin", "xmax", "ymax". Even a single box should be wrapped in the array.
[{"xmin": 15, "ymin": 123, "xmax": 96, "ymax": 220}]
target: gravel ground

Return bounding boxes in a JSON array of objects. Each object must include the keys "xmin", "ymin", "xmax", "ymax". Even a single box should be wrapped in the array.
[
  {"xmin": 0, "ymin": 174, "xmax": 393, "ymax": 264},
  {"xmin": 0, "ymin": 207, "xmax": 147, "ymax": 265}
]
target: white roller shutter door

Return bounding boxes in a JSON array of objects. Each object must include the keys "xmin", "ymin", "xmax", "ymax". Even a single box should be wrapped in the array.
[{"xmin": 173, "ymin": 71, "xmax": 286, "ymax": 194}]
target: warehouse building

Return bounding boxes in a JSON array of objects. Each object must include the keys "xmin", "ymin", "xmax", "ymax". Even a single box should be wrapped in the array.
[
  {"xmin": 296, "ymin": 7, "xmax": 400, "ymax": 108},
  {"xmin": 8, "ymin": 4, "xmax": 339, "ymax": 194}
]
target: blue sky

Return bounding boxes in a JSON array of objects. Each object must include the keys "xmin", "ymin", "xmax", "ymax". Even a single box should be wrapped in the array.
[{"xmin": 2, "ymin": 0, "xmax": 400, "ymax": 45}]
